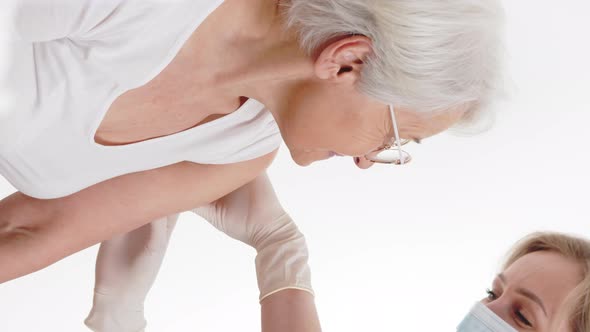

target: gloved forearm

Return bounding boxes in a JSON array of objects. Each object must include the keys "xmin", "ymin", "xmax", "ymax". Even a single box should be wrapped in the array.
[
  {"xmin": 192, "ymin": 172, "xmax": 321, "ymax": 330},
  {"xmin": 84, "ymin": 214, "xmax": 178, "ymax": 332},
  {"xmin": 253, "ymin": 213, "xmax": 314, "ymax": 302}
]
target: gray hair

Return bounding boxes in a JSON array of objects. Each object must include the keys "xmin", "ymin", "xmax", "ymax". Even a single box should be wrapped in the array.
[{"xmin": 281, "ymin": 0, "xmax": 506, "ymax": 128}]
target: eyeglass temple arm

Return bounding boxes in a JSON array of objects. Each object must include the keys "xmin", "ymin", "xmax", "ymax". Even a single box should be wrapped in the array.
[{"xmin": 389, "ymin": 105, "xmax": 405, "ymax": 165}]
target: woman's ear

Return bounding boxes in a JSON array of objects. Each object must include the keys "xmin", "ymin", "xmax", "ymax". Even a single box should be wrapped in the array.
[{"xmin": 313, "ymin": 35, "xmax": 373, "ymax": 82}]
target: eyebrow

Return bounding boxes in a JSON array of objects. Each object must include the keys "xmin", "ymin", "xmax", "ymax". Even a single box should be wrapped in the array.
[{"xmin": 498, "ymin": 273, "xmax": 548, "ymax": 317}]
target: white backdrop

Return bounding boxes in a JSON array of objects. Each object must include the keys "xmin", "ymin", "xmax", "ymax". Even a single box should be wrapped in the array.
[{"xmin": 1, "ymin": 1, "xmax": 589, "ymax": 331}]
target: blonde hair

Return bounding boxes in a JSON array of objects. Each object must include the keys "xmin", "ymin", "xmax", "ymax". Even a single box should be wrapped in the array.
[
  {"xmin": 281, "ymin": 0, "xmax": 506, "ymax": 127},
  {"xmin": 503, "ymin": 232, "xmax": 590, "ymax": 332}
]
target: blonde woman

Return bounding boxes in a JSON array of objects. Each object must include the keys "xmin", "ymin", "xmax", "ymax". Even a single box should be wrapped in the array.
[
  {"xmin": 0, "ymin": 0, "xmax": 503, "ymax": 331},
  {"xmin": 459, "ymin": 232, "xmax": 590, "ymax": 332}
]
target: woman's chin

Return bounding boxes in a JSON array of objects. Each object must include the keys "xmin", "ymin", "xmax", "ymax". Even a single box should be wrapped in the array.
[
  {"xmin": 294, "ymin": 160, "xmax": 312, "ymax": 167},
  {"xmin": 291, "ymin": 155, "xmax": 314, "ymax": 167},
  {"xmin": 290, "ymin": 150, "xmax": 332, "ymax": 167}
]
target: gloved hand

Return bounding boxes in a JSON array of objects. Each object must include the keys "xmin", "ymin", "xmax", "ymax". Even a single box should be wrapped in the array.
[
  {"xmin": 192, "ymin": 172, "xmax": 314, "ymax": 302},
  {"xmin": 84, "ymin": 214, "xmax": 179, "ymax": 332}
]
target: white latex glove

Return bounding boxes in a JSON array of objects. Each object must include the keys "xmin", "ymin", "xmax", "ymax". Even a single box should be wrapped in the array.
[
  {"xmin": 84, "ymin": 214, "xmax": 179, "ymax": 332},
  {"xmin": 192, "ymin": 172, "xmax": 314, "ymax": 302}
]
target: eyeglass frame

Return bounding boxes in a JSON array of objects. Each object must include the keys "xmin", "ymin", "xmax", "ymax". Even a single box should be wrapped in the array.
[{"xmin": 364, "ymin": 105, "xmax": 412, "ymax": 165}]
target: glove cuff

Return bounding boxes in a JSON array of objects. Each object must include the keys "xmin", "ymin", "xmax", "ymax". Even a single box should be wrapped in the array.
[{"xmin": 254, "ymin": 214, "xmax": 314, "ymax": 303}]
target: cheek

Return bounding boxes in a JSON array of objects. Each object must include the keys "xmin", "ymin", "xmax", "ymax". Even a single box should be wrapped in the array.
[
  {"xmin": 285, "ymin": 87, "xmax": 343, "ymax": 148},
  {"xmin": 334, "ymin": 114, "xmax": 384, "ymax": 156},
  {"xmin": 284, "ymin": 82, "xmax": 380, "ymax": 153},
  {"xmin": 294, "ymin": 111, "xmax": 379, "ymax": 155},
  {"xmin": 283, "ymin": 108, "xmax": 328, "ymax": 149}
]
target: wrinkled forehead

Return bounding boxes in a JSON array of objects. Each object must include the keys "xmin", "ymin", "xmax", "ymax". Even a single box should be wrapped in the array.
[{"xmin": 502, "ymin": 251, "xmax": 584, "ymax": 316}]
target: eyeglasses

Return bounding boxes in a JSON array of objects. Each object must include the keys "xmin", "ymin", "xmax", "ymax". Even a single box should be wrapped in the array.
[{"xmin": 364, "ymin": 105, "xmax": 412, "ymax": 165}]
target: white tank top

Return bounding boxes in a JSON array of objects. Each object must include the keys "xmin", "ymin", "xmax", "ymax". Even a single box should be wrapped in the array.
[{"xmin": 0, "ymin": 0, "xmax": 282, "ymax": 199}]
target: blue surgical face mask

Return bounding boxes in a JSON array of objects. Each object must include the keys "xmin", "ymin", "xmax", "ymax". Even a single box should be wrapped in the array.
[{"xmin": 457, "ymin": 302, "xmax": 518, "ymax": 332}]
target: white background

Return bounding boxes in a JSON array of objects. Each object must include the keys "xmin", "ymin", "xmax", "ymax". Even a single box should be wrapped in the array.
[{"xmin": 1, "ymin": 1, "xmax": 590, "ymax": 331}]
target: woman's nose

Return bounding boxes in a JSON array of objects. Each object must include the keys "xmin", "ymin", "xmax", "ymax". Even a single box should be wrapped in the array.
[{"xmin": 354, "ymin": 156, "xmax": 374, "ymax": 169}]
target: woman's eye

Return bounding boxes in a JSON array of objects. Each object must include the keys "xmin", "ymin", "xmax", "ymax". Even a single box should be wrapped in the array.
[
  {"xmin": 515, "ymin": 310, "xmax": 533, "ymax": 327},
  {"xmin": 486, "ymin": 288, "xmax": 498, "ymax": 300}
]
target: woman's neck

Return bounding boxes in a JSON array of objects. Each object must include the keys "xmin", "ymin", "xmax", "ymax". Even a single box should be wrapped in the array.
[{"xmin": 181, "ymin": 0, "xmax": 313, "ymax": 126}]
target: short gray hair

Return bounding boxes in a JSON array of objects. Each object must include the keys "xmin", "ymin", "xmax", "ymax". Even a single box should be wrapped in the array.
[{"xmin": 282, "ymin": 0, "xmax": 505, "ymax": 127}]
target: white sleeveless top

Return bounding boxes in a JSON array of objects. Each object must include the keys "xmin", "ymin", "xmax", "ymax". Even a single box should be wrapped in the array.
[{"xmin": 0, "ymin": 0, "xmax": 282, "ymax": 199}]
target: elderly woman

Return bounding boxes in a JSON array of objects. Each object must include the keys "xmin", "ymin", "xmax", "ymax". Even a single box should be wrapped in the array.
[
  {"xmin": 459, "ymin": 232, "xmax": 590, "ymax": 332},
  {"xmin": 0, "ymin": 0, "xmax": 503, "ymax": 331}
]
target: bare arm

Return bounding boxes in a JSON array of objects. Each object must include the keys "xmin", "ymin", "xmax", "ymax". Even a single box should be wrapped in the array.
[
  {"xmin": 0, "ymin": 151, "xmax": 277, "ymax": 283},
  {"xmin": 262, "ymin": 290, "xmax": 322, "ymax": 332}
]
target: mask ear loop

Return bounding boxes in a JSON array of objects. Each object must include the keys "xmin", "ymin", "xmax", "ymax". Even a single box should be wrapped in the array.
[{"xmin": 389, "ymin": 105, "xmax": 404, "ymax": 165}]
